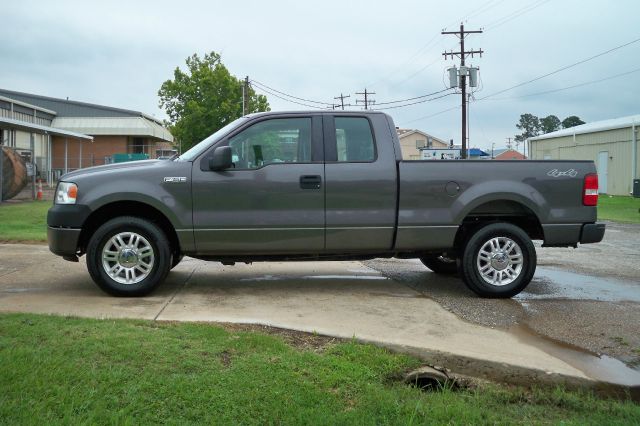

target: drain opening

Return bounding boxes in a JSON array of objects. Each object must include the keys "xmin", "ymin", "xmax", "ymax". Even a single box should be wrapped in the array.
[{"xmin": 404, "ymin": 366, "xmax": 460, "ymax": 392}]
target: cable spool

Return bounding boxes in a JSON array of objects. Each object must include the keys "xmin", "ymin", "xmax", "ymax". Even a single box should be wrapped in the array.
[{"xmin": 1, "ymin": 146, "xmax": 28, "ymax": 200}]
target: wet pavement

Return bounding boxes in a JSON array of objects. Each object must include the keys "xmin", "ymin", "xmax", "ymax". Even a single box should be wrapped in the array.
[
  {"xmin": 0, "ymin": 220, "xmax": 638, "ymax": 392},
  {"xmin": 365, "ymin": 222, "xmax": 640, "ymax": 372},
  {"xmin": 520, "ymin": 267, "xmax": 640, "ymax": 302}
]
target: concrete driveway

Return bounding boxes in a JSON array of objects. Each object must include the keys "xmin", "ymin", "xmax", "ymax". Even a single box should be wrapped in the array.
[{"xmin": 1, "ymin": 240, "xmax": 639, "ymax": 392}]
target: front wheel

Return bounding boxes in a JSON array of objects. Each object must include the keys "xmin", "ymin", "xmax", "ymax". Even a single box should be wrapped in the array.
[
  {"xmin": 460, "ymin": 223, "xmax": 536, "ymax": 298},
  {"xmin": 86, "ymin": 216, "xmax": 171, "ymax": 296}
]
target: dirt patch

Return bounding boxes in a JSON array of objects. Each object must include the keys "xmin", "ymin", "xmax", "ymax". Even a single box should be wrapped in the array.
[
  {"xmin": 0, "ymin": 240, "xmax": 46, "ymax": 245},
  {"xmin": 219, "ymin": 349, "xmax": 232, "ymax": 367},
  {"xmin": 219, "ymin": 322, "xmax": 342, "ymax": 351}
]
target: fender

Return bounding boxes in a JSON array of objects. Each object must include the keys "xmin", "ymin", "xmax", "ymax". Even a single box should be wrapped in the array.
[{"xmin": 452, "ymin": 180, "xmax": 549, "ymax": 224}]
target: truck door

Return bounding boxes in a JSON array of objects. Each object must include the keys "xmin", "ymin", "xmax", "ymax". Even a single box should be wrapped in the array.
[
  {"xmin": 323, "ymin": 115, "xmax": 398, "ymax": 251},
  {"xmin": 191, "ymin": 115, "xmax": 325, "ymax": 254}
]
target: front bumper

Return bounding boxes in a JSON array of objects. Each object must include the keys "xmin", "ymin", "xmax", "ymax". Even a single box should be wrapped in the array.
[
  {"xmin": 47, "ymin": 226, "xmax": 82, "ymax": 257},
  {"xmin": 47, "ymin": 203, "xmax": 91, "ymax": 258},
  {"xmin": 580, "ymin": 222, "xmax": 606, "ymax": 244},
  {"xmin": 47, "ymin": 204, "xmax": 91, "ymax": 227}
]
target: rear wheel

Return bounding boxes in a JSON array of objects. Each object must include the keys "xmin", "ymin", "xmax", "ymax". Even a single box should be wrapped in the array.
[
  {"xmin": 460, "ymin": 222, "xmax": 536, "ymax": 298},
  {"xmin": 86, "ymin": 216, "xmax": 171, "ymax": 296},
  {"xmin": 420, "ymin": 254, "xmax": 458, "ymax": 274}
]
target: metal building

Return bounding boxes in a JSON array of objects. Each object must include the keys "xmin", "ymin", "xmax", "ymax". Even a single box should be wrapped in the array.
[{"xmin": 528, "ymin": 114, "xmax": 639, "ymax": 196}]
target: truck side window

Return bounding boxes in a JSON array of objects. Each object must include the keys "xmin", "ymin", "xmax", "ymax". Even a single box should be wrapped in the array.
[
  {"xmin": 335, "ymin": 117, "xmax": 375, "ymax": 162},
  {"xmin": 228, "ymin": 118, "xmax": 312, "ymax": 169}
]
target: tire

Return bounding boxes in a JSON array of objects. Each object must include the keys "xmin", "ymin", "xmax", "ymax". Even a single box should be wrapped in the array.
[
  {"xmin": 420, "ymin": 254, "xmax": 458, "ymax": 274},
  {"xmin": 86, "ymin": 216, "xmax": 171, "ymax": 296},
  {"xmin": 171, "ymin": 254, "xmax": 184, "ymax": 270},
  {"xmin": 460, "ymin": 222, "xmax": 536, "ymax": 298}
]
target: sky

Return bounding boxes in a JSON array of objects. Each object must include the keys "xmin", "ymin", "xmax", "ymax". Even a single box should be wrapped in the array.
[{"xmin": 2, "ymin": 0, "xmax": 639, "ymax": 151}]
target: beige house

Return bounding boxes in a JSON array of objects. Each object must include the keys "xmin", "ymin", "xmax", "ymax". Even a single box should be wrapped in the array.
[{"xmin": 396, "ymin": 129, "xmax": 448, "ymax": 160}]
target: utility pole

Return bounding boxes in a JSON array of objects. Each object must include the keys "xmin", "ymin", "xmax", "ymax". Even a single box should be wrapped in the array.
[
  {"xmin": 442, "ymin": 23, "xmax": 483, "ymax": 159},
  {"xmin": 242, "ymin": 76, "xmax": 249, "ymax": 116},
  {"xmin": 355, "ymin": 89, "xmax": 375, "ymax": 110},
  {"xmin": 506, "ymin": 137, "xmax": 512, "ymax": 150},
  {"xmin": 334, "ymin": 93, "xmax": 351, "ymax": 110}
]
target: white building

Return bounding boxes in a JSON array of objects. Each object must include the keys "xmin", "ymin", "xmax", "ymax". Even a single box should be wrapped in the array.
[{"xmin": 529, "ymin": 114, "xmax": 639, "ymax": 195}]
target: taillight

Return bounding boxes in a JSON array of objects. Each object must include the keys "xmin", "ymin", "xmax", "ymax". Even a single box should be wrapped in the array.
[{"xmin": 583, "ymin": 173, "xmax": 598, "ymax": 206}]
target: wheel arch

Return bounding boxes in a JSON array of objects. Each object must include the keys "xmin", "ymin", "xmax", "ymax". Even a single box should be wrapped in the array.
[
  {"xmin": 78, "ymin": 200, "xmax": 180, "ymax": 256},
  {"xmin": 453, "ymin": 199, "xmax": 544, "ymax": 252}
]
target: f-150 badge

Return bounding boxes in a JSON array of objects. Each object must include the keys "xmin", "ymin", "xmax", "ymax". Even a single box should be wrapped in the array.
[
  {"xmin": 164, "ymin": 177, "xmax": 187, "ymax": 183},
  {"xmin": 547, "ymin": 169, "xmax": 577, "ymax": 178}
]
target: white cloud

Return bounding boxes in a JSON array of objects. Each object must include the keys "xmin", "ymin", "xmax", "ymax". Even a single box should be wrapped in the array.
[{"xmin": 1, "ymin": 0, "xmax": 639, "ymax": 150}]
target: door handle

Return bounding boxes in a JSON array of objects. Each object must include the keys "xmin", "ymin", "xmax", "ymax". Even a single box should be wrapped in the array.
[{"xmin": 300, "ymin": 175, "xmax": 322, "ymax": 189}]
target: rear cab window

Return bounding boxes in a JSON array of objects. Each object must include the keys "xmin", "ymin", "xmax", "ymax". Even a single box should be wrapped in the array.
[{"xmin": 334, "ymin": 117, "xmax": 376, "ymax": 162}]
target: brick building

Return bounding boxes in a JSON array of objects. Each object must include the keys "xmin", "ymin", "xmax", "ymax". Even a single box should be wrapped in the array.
[{"xmin": 0, "ymin": 88, "xmax": 174, "ymax": 183}]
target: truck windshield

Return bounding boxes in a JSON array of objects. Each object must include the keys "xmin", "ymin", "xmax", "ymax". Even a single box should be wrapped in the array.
[{"xmin": 177, "ymin": 117, "xmax": 248, "ymax": 161}]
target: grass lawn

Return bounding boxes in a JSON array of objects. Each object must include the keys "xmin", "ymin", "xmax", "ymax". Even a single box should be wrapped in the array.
[
  {"xmin": 0, "ymin": 314, "xmax": 638, "ymax": 424},
  {"xmin": 0, "ymin": 201, "xmax": 50, "ymax": 242},
  {"xmin": 598, "ymin": 195, "xmax": 640, "ymax": 223}
]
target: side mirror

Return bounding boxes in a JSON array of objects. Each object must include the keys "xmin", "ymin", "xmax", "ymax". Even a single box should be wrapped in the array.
[{"xmin": 209, "ymin": 146, "xmax": 233, "ymax": 171}]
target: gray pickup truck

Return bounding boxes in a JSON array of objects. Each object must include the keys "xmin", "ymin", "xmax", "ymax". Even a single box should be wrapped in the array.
[{"xmin": 47, "ymin": 111, "xmax": 605, "ymax": 298}]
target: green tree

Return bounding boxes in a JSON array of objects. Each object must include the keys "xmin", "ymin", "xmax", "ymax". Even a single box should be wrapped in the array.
[
  {"xmin": 562, "ymin": 116, "xmax": 585, "ymax": 129},
  {"xmin": 540, "ymin": 115, "xmax": 561, "ymax": 134},
  {"xmin": 515, "ymin": 113, "xmax": 541, "ymax": 142},
  {"xmin": 158, "ymin": 52, "xmax": 269, "ymax": 151}
]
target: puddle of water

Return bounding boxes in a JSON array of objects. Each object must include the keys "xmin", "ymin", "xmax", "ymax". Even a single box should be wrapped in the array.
[
  {"xmin": 368, "ymin": 291, "xmax": 427, "ymax": 299},
  {"xmin": 239, "ymin": 274, "xmax": 388, "ymax": 282},
  {"xmin": 239, "ymin": 275, "xmax": 283, "ymax": 282},
  {"xmin": 1, "ymin": 288, "xmax": 48, "ymax": 293},
  {"xmin": 510, "ymin": 323, "xmax": 640, "ymax": 388},
  {"xmin": 346, "ymin": 268, "xmax": 379, "ymax": 274},
  {"xmin": 517, "ymin": 267, "xmax": 640, "ymax": 302},
  {"xmin": 302, "ymin": 275, "xmax": 388, "ymax": 280}
]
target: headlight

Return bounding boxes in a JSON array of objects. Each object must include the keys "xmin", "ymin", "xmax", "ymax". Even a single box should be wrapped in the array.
[{"xmin": 55, "ymin": 182, "xmax": 78, "ymax": 204}]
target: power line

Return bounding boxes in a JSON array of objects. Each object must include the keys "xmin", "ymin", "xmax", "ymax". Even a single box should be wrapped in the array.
[
  {"xmin": 402, "ymin": 64, "xmax": 640, "ymax": 126},
  {"xmin": 482, "ymin": 66, "xmax": 640, "ymax": 100},
  {"xmin": 484, "ymin": 0, "xmax": 551, "ymax": 31},
  {"xmin": 251, "ymin": 84, "xmax": 326, "ymax": 109},
  {"xmin": 402, "ymin": 64, "xmax": 640, "ymax": 125},
  {"xmin": 368, "ymin": 0, "xmax": 505, "ymax": 88},
  {"xmin": 462, "ymin": 0, "xmax": 506, "ymax": 23},
  {"xmin": 375, "ymin": 91, "xmax": 456, "ymax": 110},
  {"xmin": 442, "ymin": 0, "xmax": 495, "ymax": 29},
  {"xmin": 249, "ymin": 79, "xmax": 334, "ymax": 106},
  {"xmin": 374, "ymin": 88, "xmax": 452, "ymax": 106},
  {"xmin": 478, "ymin": 36, "xmax": 640, "ymax": 100},
  {"xmin": 403, "ymin": 105, "xmax": 461, "ymax": 124},
  {"xmin": 390, "ymin": 57, "xmax": 443, "ymax": 87},
  {"xmin": 366, "ymin": 33, "xmax": 441, "ymax": 87}
]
